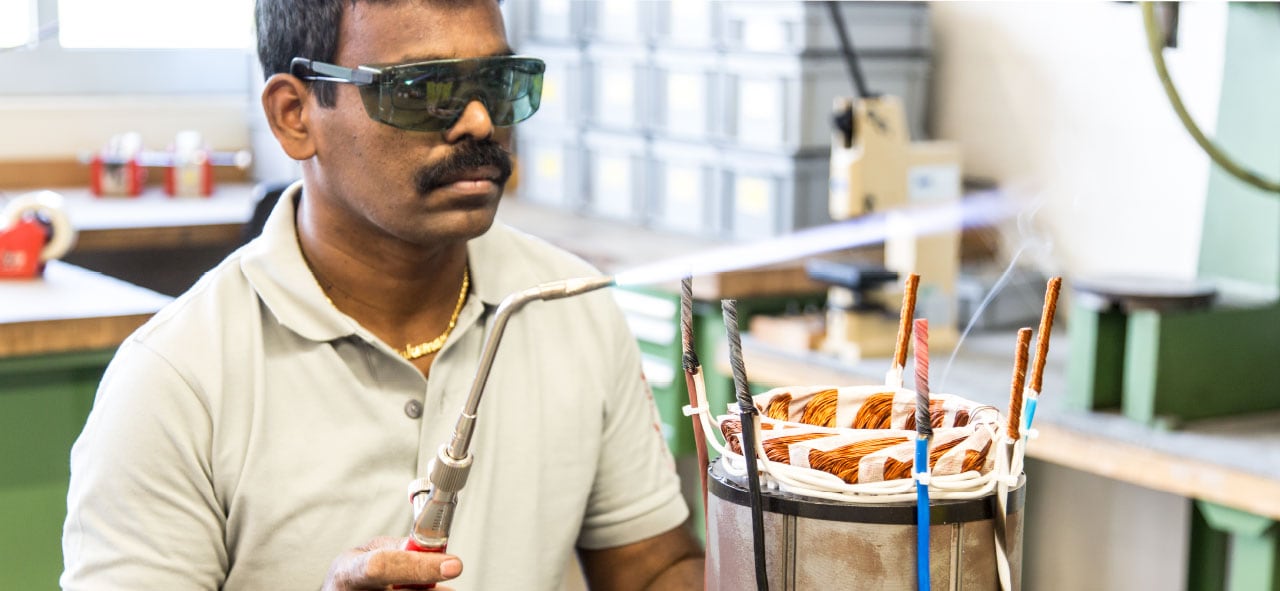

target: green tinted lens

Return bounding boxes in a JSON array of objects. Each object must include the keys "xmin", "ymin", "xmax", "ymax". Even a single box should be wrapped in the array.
[{"xmin": 365, "ymin": 57, "xmax": 544, "ymax": 132}]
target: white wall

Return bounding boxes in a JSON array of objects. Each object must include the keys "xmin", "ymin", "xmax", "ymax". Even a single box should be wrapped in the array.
[
  {"xmin": 931, "ymin": 1, "xmax": 1228, "ymax": 281},
  {"xmin": 931, "ymin": 6, "xmax": 1230, "ymax": 588},
  {"xmin": 0, "ymin": 95, "xmax": 251, "ymax": 159}
]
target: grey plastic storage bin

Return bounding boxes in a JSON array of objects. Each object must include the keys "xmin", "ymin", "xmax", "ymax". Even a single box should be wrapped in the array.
[
  {"xmin": 721, "ymin": 151, "xmax": 831, "ymax": 240},
  {"xmin": 721, "ymin": 1, "xmax": 931, "ymax": 55},
  {"xmin": 515, "ymin": 129, "xmax": 584, "ymax": 211},
  {"xmin": 584, "ymin": 43, "xmax": 652, "ymax": 133},
  {"xmin": 652, "ymin": 0, "xmax": 723, "ymax": 50},
  {"xmin": 518, "ymin": 42, "xmax": 585, "ymax": 132},
  {"xmin": 582, "ymin": 0, "xmax": 654, "ymax": 46},
  {"xmin": 722, "ymin": 53, "xmax": 931, "ymax": 154},
  {"xmin": 583, "ymin": 130, "xmax": 648, "ymax": 223},
  {"xmin": 649, "ymin": 49, "xmax": 725, "ymax": 143},
  {"xmin": 520, "ymin": 0, "xmax": 589, "ymax": 43},
  {"xmin": 648, "ymin": 139, "xmax": 724, "ymax": 237}
]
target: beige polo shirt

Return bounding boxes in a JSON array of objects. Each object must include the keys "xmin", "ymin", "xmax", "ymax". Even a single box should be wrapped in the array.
[{"xmin": 61, "ymin": 185, "xmax": 687, "ymax": 590}]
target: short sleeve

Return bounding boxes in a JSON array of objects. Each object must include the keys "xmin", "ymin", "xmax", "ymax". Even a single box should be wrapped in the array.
[
  {"xmin": 576, "ymin": 304, "xmax": 689, "ymax": 550},
  {"xmin": 61, "ymin": 339, "xmax": 227, "ymax": 590}
]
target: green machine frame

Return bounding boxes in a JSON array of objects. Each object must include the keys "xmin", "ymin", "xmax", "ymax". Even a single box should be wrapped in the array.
[{"xmin": 1067, "ymin": 4, "xmax": 1280, "ymax": 590}]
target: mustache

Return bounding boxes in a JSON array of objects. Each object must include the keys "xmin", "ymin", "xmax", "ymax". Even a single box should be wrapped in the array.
[{"xmin": 414, "ymin": 139, "xmax": 514, "ymax": 194}]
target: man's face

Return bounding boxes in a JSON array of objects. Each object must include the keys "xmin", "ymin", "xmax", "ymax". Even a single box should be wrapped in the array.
[{"xmin": 306, "ymin": 0, "xmax": 514, "ymax": 248}]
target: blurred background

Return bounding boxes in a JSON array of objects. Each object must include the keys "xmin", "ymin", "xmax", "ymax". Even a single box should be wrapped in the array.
[{"xmin": 2, "ymin": 2, "xmax": 1278, "ymax": 590}]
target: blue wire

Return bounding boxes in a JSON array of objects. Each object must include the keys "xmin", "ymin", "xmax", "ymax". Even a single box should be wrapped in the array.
[
  {"xmin": 915, "ymin": 435, "xmax": 931, "ymax": 591},
  {"xmin": 1024, "ymin": 395, "xmax": 1040, "ymax": 432}
]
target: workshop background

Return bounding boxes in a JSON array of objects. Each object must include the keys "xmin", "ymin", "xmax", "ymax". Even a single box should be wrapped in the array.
[{"xmin": 2, "ymin": 1, "xmax": 1277, "ymax": 590}]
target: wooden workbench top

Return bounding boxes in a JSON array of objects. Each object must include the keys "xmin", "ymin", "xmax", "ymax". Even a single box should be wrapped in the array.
[
  {"xmin": 0, "ymin": 261, "xmax": 172, "ymax": 357},
  {"xmin": 729, "ymin": 331, "xmax": 1280, "ymax": 521},
  {"xmin": 42, "ymin": 184, "xmax": 258, "ymax": 252}
]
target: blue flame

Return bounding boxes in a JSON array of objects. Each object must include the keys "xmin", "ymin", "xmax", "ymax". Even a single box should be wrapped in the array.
[{"xmin": 613, "ymin": 193, "xmax": 1014, "ymax": 287}]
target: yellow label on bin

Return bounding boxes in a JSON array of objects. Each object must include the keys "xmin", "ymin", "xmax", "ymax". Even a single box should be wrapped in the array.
[
  {"xmin": 668, "ymin": 167, "xmax": 698, "ymax": 205},
  {"xmin": 736, "ymin": 177, "xmax": 770, "ymax": 215},
  {"xmin": 537, "ymin": 152, "xmax": 562, "ymax": 180}
]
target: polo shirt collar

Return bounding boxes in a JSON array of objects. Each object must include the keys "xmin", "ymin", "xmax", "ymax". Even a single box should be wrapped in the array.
[
  {"xmin": 466, "ymin": 223, "xmax": 546, "ymax": 308},
  {"xmin": 240, "ymin": 180, "xmax": 547, "ymax": 343},
  {"xmin": 240, "ymin": 181, "xmax": 359, "ymax": 343}
]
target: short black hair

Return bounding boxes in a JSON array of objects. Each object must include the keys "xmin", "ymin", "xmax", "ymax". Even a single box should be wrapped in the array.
[{"xmin": 255, "ymin": 0, "xmax": 495, "ymax": 108}]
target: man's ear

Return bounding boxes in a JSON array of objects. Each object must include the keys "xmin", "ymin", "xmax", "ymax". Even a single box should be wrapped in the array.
[{"xmin": 261, "ymin": 73, "xmax": 317, "ymax": 160}]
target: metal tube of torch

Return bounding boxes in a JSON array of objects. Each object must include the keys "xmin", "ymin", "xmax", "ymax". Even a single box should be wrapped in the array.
[{"xmin": 406, "ymin": 275, "xmax": 616, "ymax": 553}]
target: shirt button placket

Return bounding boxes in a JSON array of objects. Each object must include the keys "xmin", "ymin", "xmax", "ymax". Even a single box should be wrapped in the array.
[{"xmin": 404, "ymin": 399, "xmax": 424, "ymax": 419}]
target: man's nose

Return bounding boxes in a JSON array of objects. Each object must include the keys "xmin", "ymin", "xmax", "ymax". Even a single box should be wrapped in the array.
[{"xmin": 444, "ymin": 99, "xmax": 495, "ymax": 143}]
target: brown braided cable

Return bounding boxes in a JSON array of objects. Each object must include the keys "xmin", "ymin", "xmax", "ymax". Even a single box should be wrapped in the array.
[
  {"xmin": 1029, "ymin": 277, "xmax": 1063, "ymax": 394},
  {"xmin": 1007, "ymin": 328, "xmax": 1032, "ymax": 441},
  {"xmin": 678, "ymin": 277, "xmax": 711, "ymax": 519},
  {"xmin": 892, "ymin": 274, "xmax": 922, "ymax": 370}
]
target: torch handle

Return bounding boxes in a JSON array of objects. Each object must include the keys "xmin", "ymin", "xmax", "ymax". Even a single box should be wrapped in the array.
[{"xmin": 393, "ymin": 539, "xmax": 446, "ymax": 590}]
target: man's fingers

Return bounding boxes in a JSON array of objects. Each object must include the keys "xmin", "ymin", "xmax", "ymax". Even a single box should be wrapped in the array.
[
  {"xmin": 354, "ymin": 536, "xmax": 404, "ymax": 552},
  {"xmin": 349, "ymin": 545, "xmax": 463, "ymax": 587}
]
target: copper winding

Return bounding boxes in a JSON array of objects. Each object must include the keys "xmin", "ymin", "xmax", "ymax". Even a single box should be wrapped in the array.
[
  {"xmin": 721, "ymin": 419, "xmax": 743, "ymax": 454},
  {"xmin": 1029, "ymin": 277, "xmax": 1062, "ymax": 394},
  {"xmin": 718, "ymin": 385, "xmax": 999, "ymax": 484},
  {"xmin": 1007, "ymin": 328, "xmax": 1032, "ymax": 440},
  {"xmin": 765, "ymin": 392, "xmax": 793, "ymax": 421},
  {"xmin": 965, "ymin": 439, "xmax": 993, "ymax": 473},
  {"xmin": 853, "ymin": 392, "xmax": 895, "ymax": 429},
  {"xmin": 883, "ymin": 436, "xmax": 992, "ymax": 481},
  {"xmin": 892, "ymin": 274, "xmax": 922, "ymax": 369},
  {"xmin": 758, "ymin": 390, "xmax": 976, "ymax": 432},
  {"xmin": 903, "ymin": 400, "xmax": 965, "ymax": 431},
  {"xmin": 720, "ymin": 418, "xmax": 775, "ymax": 454},
  {"xmin": 762, "ymin": 433, "xmax": 831, "ymax": 463},
  {"xmin": 798, "ymin": 389, "xmax": 839, "ymax": 427},
  {"xmin": 807, "ymin": 437, "xmax": 909, "ymax": 484}
]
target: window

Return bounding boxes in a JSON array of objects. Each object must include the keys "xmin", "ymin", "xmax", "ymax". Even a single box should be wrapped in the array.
[
  {"xmin": 0, "ymin": 0, "xmax": 36, "ymax": 49},
  {"xmin": 0, "ymin": 0, "xmax": 255, "ymax": 95},
  {"xmin": 57, "ymin": 0, "xmax": 254, "ymax": 50}
]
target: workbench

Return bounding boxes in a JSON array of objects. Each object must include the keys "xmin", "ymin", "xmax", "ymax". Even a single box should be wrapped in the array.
[
  {"xmin": 51, "ymin": 184, "xmax": 258, "ymax": 296},
  {"xmin": 0, "ymin": 262, "xmax": 171, "ymax": 589}
]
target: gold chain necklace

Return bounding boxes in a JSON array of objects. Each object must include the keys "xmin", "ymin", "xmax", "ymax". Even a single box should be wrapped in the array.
[{"xmin": 400, "ymin": 268, "xmax": 470, "ymax": 360}]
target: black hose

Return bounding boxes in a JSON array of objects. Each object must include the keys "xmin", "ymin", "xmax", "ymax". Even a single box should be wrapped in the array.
[{"xmin": 722, "ymin": 300, "xmax": 769, "ymax": 591}]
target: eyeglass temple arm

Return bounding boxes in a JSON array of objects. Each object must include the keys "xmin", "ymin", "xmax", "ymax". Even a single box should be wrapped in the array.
[{"xmin": 289, "ymin": 58, "xmax": 377, "ymax": 85}]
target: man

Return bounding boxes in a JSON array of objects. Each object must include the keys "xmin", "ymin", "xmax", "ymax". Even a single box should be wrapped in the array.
[{"xmin": 61, "ymin": 0, "xmax": 703, "ymax": 588}]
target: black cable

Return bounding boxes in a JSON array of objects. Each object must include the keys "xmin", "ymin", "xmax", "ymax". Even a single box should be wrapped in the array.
[
  {"xmin": 826, "ymin": 1, "xmax": 875, "ymax": 100},
  {"xmin": 681, "ymin": 277, "xmax": 700, "ymax": 372},
  {"xmin": 722, "ymin": 300, "xmax": 769, "ymax": 591}
]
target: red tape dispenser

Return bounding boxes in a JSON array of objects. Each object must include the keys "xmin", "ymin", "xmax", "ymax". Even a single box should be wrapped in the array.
[{"xmin": 0, "ymin": 191, "xmax": 77, "ymax": 279}]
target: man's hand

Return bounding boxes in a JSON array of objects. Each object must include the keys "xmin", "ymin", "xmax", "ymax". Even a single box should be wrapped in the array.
[{"xmin": 321, "ymin": 536, "xmax": 464, "ymax": 590}]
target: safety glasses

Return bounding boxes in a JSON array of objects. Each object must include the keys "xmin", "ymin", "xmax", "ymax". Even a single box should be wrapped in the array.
[{"xmin": 290, "ymin": 55, "xmax": 545, "ymax": 132}]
